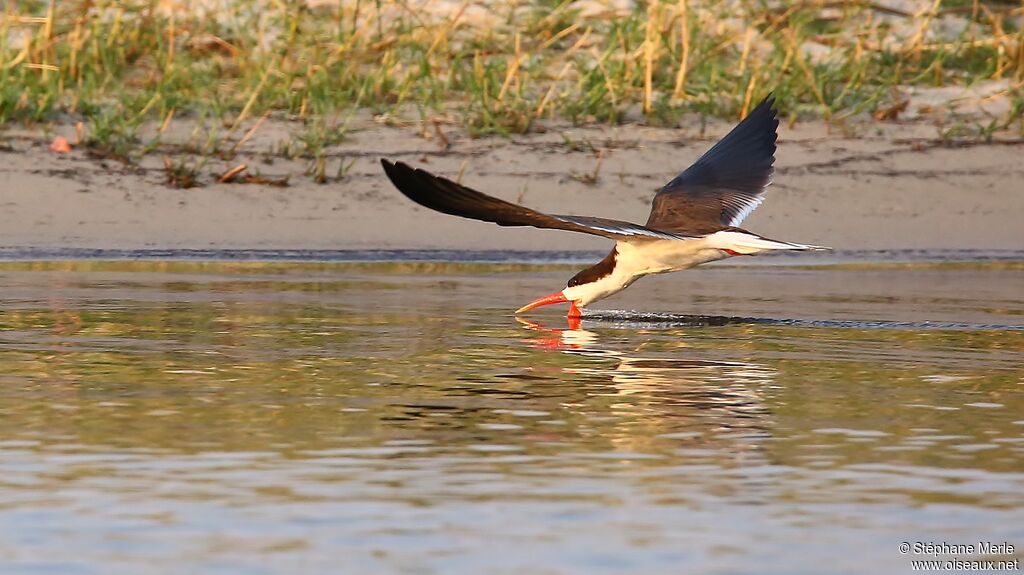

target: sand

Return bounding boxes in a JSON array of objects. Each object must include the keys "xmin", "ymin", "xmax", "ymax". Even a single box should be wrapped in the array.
[{"xmin": 1, "ymin": 118, "xmax": 1022, "ymax": 254}]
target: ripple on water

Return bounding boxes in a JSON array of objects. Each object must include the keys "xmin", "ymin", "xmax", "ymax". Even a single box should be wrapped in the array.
[{"xmin": 0, "ymin": 260, "xmax": 1021, "ymax": 574}]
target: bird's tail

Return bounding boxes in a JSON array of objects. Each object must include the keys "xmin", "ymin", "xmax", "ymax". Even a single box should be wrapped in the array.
[{"xmin": 707, "ymin": 230, "xmax": 830, "ymax": 255}]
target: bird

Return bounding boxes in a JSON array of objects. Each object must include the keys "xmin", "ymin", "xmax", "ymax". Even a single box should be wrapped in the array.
[{"xmin": 380, "ymin": 95, "xmax": 828, "ymax": 320}]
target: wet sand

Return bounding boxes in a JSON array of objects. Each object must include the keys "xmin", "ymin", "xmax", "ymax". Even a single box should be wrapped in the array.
[{"xmin": 1, "ymin": 119, "xmax": 1022, "ymax": 253}]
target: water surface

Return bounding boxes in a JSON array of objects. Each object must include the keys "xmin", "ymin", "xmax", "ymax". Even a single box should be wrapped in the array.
[{"xmin": 0, "ymin": 260, "xmax": 1021, "ymax": 574}]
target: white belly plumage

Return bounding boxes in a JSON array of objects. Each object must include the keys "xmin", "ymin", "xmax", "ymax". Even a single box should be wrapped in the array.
[
  {"xmin": 562, "ymin": 238, "xmax": 724, "ymax": 306},
  {"xmin": 561, "ymin": 230, "xmax": 826, "ymax": 307},
  {"xmin": 615, "ymin": 238, "xmax": 728, "ymax": 275}
]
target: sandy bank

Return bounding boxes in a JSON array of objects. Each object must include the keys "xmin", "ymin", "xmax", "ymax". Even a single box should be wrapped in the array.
[{"xmin": 1, "ymin": 119, "xmax": 1022, "ymax": 255}]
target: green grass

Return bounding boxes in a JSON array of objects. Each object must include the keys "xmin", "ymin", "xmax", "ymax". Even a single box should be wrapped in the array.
[{"xmin": 1, "ymin": 0, "xmax": 1022, "ymax": 167}]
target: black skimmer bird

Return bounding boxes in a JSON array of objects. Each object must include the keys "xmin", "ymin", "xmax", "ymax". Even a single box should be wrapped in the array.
[{"xmin": 381, "ymin": 96, "xmax": 827, "ymax": 320}]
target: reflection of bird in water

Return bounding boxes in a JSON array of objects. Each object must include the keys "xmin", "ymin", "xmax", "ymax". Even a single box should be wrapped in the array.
[
  {"xmin": 516, "ymin": 317, "xmax": 776, "ymax": 456},
  {"xmin": 382, "ymin": 96, "xmax": 828, "ymax": 320}
]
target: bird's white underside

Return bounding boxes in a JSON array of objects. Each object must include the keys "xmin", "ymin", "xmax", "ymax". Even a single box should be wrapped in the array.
[{"xmin": 562, "ymin": 230, "xmax": 826, "ymax": 307}]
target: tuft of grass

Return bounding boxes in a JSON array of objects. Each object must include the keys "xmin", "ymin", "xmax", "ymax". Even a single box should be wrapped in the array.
[
  {"xmin": 0, "ymin": 0, "xmax": 1020, "ymax": 172},
  {"xmin": 163, "ymin": 156, "xmax": 202, "ymax": 189},
  {"xmin": 569, "ymin": 149, "xmax": 604, "ymax": 185},
  {"xmin": 83, "ymin": 106, "xmax": 142, "ymax": 161}
]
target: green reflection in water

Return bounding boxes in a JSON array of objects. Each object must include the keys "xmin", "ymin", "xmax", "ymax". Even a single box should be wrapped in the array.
[{"xmin": 0, "ymin": 261, "xmax": 1021, "ymax": 573}]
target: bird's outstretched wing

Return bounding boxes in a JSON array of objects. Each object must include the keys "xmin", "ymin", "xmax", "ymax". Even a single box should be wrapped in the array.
[
  {"xmin": 381, "ymin": 159, "xmax": 695, "ymax": 242},
  {"xmin": 646, "ymin": 95, "xmax": 779, "ymax": 235}
]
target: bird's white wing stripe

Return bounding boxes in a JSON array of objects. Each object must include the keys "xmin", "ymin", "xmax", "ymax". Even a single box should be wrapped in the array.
[
  {"xmin": 552, "ymin": 216, "xmax": 692, "ymax": 241},
  {"xmin": 726, "ymin": 196, "xmax": 765, "ymax": 227}
]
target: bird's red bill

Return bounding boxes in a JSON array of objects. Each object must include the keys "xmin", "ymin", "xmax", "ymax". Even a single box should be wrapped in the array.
[{"xmin": 515, "ymin": 292, "xmax": 568, "ymax": 314}]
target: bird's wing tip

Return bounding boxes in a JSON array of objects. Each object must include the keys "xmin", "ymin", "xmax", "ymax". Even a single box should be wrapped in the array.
[
  {"xmin": 382, "ymin": 157, "xmax": 411, "ymax": 170},
  {"xmin": 381, "ymin": 159, "xmax": 421, "ymax": 183}
]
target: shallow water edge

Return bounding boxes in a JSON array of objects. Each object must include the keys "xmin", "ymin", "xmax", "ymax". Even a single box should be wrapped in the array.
[{"xmin": 0, "ymin": 259, "xmax": 1020, "ymax": 574}]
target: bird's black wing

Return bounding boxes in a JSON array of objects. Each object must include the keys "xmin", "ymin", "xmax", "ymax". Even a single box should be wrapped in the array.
[
  {"xmin": 646, "ymin": 95, "xmax": 778, "ymax": 235},
  {"xmin": 382, "ymin": 160, "xmax": 694, "ymax": 242}
]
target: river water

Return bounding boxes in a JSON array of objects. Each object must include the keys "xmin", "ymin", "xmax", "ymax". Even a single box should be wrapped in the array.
[{"xmin": 0, "ymin": 258, "xmax": 1021, "ymax": 574}]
